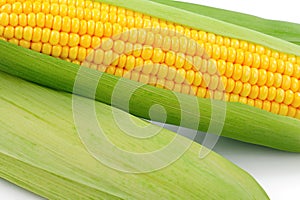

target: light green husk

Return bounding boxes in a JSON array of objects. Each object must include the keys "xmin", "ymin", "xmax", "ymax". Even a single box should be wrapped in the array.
[
  {"xmin": 0, "ymin": 40, "xmax": 300, "ymax": 152},
  {"xmin": 0, "ymin": 71, "xmax": 269, "ymax": 199},
  {"xmin": 151, "ymin": 0, "xmax": 300, "ymax": 46}
]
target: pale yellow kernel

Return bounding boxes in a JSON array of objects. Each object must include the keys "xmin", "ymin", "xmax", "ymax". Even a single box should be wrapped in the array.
[
  {"xmin": 193, "ymin": 72, "xmax": 202, "ymax": 86},
  {"xmin": 94, "ymin": 49, "xmax": 104, "ymax": 64},
  {"xmin": 166, "ymin": 66, "xmax": 176, "ymax": 81},
  {"xmin": 103, "ymin": 50, "xmax": 113, "ymax": 66},
  {"xmin": 175, "ymin": 68, "xmax": 186, "ymax": 84}
]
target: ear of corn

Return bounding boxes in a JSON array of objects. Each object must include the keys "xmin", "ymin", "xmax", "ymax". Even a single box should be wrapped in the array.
[
  {"xmin": 151, "ymin": 0, "xmax": 300, "ymax": 46},
  {"xmin": 1, "ymin": 40, "xmax": 300, "ymax": 152},
  {"xmin": 0, "ymin": 71, "xmax": 269, "ymax": 199}
]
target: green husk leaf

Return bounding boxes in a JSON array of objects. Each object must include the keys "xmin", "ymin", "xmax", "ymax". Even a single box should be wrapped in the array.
[
  {"xmin": 98, "ymin": 0, "xmax": 300, "ymax": 56},
  {"xmin": 150, "ymin": 0, "xmax": 300, "ymax": 46},
  {"xmin": 0, "ymin": 71, "xmax": 269, "ymax": 199},
  {"xmin": 0, "ymin": 41, "xmax": 300, "ymax": 152}
]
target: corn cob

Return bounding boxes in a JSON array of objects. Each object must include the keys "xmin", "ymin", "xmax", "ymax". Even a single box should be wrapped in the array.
[
  {"xmin": 0, "ymin": 0, "xmax": 299, "ymax": 120},
  {"xmin": 0, "ymin": 70, "xmax": 269, "ymax": 199},
  {"xmin": 0, "ymin": 0, "xmax": 300, "ymax": 152}
]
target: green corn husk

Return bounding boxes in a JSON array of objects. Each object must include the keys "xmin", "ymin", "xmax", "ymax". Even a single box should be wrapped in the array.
[
  {"xmin": 0, "ymin": 40, "xmax": 300, "ymax": 152},
  {"xmin": 0, "ymin": 71, "xmax": 269, "ymax": 199},
  {"xmin": 151, "ymin": 0, "xmax": 300, "ymax": 46}
]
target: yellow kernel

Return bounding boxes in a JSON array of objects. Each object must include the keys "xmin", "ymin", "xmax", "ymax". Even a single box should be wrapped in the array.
[
  {"xmin": 69, "ymin": 46, "xmax": 78, "ymax": 60},
  {"xmin": 79, "ymin": 19, "xmax": 87, "ymax": 35},
  {"xmin": 284, "ymin": 90, "xmax": 294, "ymax": 105},
  {"xmin": 279, "ymin": 104, "xmax": 288, "ymax": 116},
  {"xmin": 291, "ymin": 77, "xmax": 299, "ymax": 92},
  {"xmin": 80, "ymin": 34, "xmax": 91, "ymax": 48},
  {"xmin": 287, "ymin": 106, "xmax": 296, "ymax": 118},
  {"xmin": 225, "ymin": 62, "xmax": 234, "ymax": 78},
  {"xmin": 152, "ymin": 48, "xmax": 164, "ymax": 63},
  {"xmin": 293, "ymin": 64, "xmax": 300, "ymax": 79},
  {"xmin": 22, "ymin": 1, "xmax": 32, "ymax": 14},
  {"xmin": 269, "ymin": 57, "xmax": 277, "ymax": 72},
  {"xmin": 193, "ymin": 72, "xmax": 202, "ymax": 86},
  {"xmin": 49, "ymin": 30, "xmax": 59, "ymax": 45},
  {"xmin": 51, "ymin": 45, "xmax": 62, "ymax": 57},
  {"xmin": 227, "ymin": 47, "xmax": 236, "ymax": 63},
  {"xmin": 0, "ymin": 13, "xmax": 9, "ymax": 26},
  {"xmin": 243, "ymin": 52, "xmax": 253, "ymax": 66},
  {"xmin": 284, "ymin": 62, "xmax": 294, "ymax": 76},
  {"xmin": 232, "ymin": 81, "xmax": 243, "ymax": 94},
  {"xmin": 292, "ymin": 92, "xmax": 300, "ymax": 108},
  {"xmin": 12, "ymin": 2, "xmax": 22, "ymax": 14},
  {"xmin": 31, "ymin": 27, "xmax": 42, "ymax": 43},
  {"xmin": 235, "ymin": 49, "xmax": 244, "ymax": 64},
  {"xmin": 8, "ymin": 38, "xmax": 18, "ymax": 45},
  {"xmin": 275, "ymin": 88, "xmax": 285, "ymax": 103},
  {"xmin": 262, "ymin": 101, "xmax": 271, "ymax": 112},
  {"xmin": 141, "ymin": 45, "xmax": 153, "ymax": 60},
  {"xmin": 257, "ymin": 69, "xmax": 267, "ymax": 86},
  {"xmin": 249, "ymin": 85, "xmax": 259, "ymax": 99},
  {"xmin": 196, "ymin": 87, "xmax": 206, "ymax": 98},
  {"xmin": 44, "ymin": 14, "xmax": 53, "ymax": 29},
  {"xmin": 273, "ymin": 73, "xmax": 283, "ymax": 88},
  {"xmin": 240, "ymin": 83, "xmax": 251, "ymax": 97},
  {"xmin": 31, "ymin": 42, "xmax": 42, "ymax": 52},
  {"xmin": 3, "ymin": 26, "xmax": 14, "ymax": 39},
  {"xmin": 258, "ymin": 86, "xmax": 268, "ymax": 100},
  {"xmin": 220, "ymin": 46, "xmax": 227, "ymax": 60},
  {"xmin": 225, "ymin": 78, "xmax": 235, "ymax": 93},
  {"xmin": 52, "ymin": 15, "xmax": 62, "ymax": 31},
  {"xmin": 68, "ymin": 33, "xmax": 79, "ymax": 47},
  {"xmin": 252, "ymin": 53, "xmax": 260, "ymax": 68},
  {"xmin": 281, "ymin": 75, "xmax": 291, "ymax": 90},
  {"xmin": 232, "ymin": 64, "xmax": 242, "ymax": 81},
  {"xmin": 42, "ymin": 43, "xmax": 52, "ymax": 55},
  {"xmin": 229, "ymin": 94, "xmax": 239, "ymax": 102},
  {"xmin": 277, "ymin": 59, "xmax": 285, "ymax": 73},
  {"xmin": 254, "ymin": 99, "xmax": 263, "ymax": 109},
  {"xmin": 60, "ymin": 46, "xmax": 69, "ymax": 59}
]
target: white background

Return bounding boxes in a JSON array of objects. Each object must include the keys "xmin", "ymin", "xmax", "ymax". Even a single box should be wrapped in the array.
[{"xmin": 1, "ymin": 0, "xmax": 300, "ymax": 199}]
